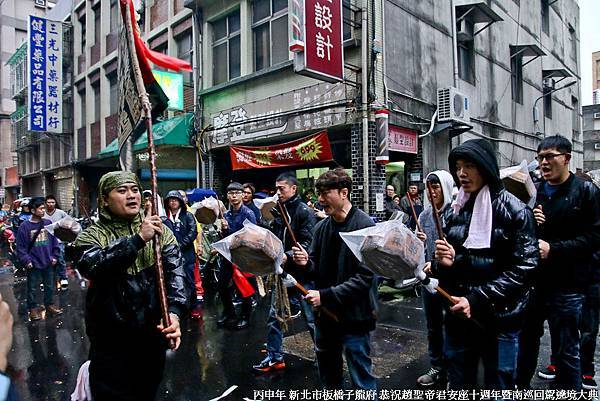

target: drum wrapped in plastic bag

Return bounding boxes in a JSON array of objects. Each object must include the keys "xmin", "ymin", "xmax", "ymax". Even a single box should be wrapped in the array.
[
  {"xmin": 211, "ymin": 219, "xmax": 284, "ymax": 275},
  {"xmin": 191, "ymin": 196, "xmax": 221, "ymax": 224},
  {"xmin": 340, "ymin": 220, "xmax": 424, "ymax": 281},
  {"xmin": 254, "ymin": 194, "xmax": 278, "ymax": 222},
  {"xmin": 46, "ymin": 216, "xmax": 82, "ymax": 243},
  {"xmin": 500, "ymin": 160, "xmax": 536, "ymax": 208}
]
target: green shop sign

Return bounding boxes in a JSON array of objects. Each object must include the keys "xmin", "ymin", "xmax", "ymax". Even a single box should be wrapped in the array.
[{"xmin": 152, "ymin": 70, "xmax": 184, "ymax": 110}]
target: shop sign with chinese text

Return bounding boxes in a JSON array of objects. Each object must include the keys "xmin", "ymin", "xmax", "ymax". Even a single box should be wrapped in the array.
[
  {"xmin": 208, "ymin": 82, "xmax": 347, "ymax": 148},
  {"xmin": 230, "ymin": 131, "xmax": 333, "ymax": 170},
  {"xmin": 28, "ymin": 16, "xmax": 62, "ymax": 133},
  {"xmin": 294, "ymin": 0, "xmax": 343, "ymax": 82},
  {"xmin": 389, "ymin": 125, "xmax": 417, "ymax": 154}
]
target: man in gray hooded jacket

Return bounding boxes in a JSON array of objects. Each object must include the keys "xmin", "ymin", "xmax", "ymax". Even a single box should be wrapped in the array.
[{"xmin": 415, "ymin": 170, "xmax": 454, "ymax": 387}]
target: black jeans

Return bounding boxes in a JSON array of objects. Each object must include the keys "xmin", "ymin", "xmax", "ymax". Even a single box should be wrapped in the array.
[
  {"xmin": 580, "ymin": 283, "xmax": 600, "ymax": 377},
  {"xmin": 26, "ymin": 266, "xmax": 56, "ymax": 309},
  {"xmin": 217, "ymin": 259, "xmax": 236, "ymax": 317},
  {"xmin": 421, "ymin": 286, "xmax": 445, "ymax": 370},
  {"xmin": 517, "ymin": 290, "xmax": 583, "ymax": 390}
]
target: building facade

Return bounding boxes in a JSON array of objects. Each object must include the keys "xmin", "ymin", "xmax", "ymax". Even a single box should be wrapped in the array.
[
  {"xmin": 185, "ymin": 0, "xmax": 582, "ymax": 216},
  {"xmin": 386, "ymin": 0, "xmax": 582, "ymax": 174},
  {"xmin": 583, "ymin": 104, "xmax": 600, "ymax": 171},
  {"xmin": 68, "ymin": 0, "xmax": 196, "ymax": 213}
]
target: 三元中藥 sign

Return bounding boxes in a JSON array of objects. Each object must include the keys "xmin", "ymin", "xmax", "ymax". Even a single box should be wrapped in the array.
[
  {"xmin": 293, "ymin": 0, "xmax": 343, "ymax": 82},
  {"xmin": 28, "ymin": 16, "xmax": 62, "ymax": 133}
]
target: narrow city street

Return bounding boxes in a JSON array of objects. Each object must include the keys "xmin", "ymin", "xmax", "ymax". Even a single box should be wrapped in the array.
[{"xmin": 0, "ymin": 267, "xmax": 565, "ymax": 401}]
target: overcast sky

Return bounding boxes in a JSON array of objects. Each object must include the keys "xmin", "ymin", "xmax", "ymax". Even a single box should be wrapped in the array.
[{"xmin": 580, "ymin": 0, "xmax": 600, "ymax": 105}]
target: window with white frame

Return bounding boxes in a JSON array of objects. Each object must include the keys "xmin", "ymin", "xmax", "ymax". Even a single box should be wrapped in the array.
[
  {"xmin": 110, "ymin": 0, "xmax": 119, "ymax": 33},
  {"xmin": 510, "ymin": 47, "xmax": 523, "ymax": 104},
  {"xmin": 456, "ymin": 17, "xmax": 475, "ymax": 84},
  {"xmin": 541, "ymin": 0, "xmax": 549, "ymax": 35},
  {"xmin": 343, "ymin": 0, "xmax": 352, "ymax": 41},
  {"xmin": 212, "ymin": 11, "xmax": 241, "ymax": 85},
  {"xmin": 252, "ymin": 0, "xmax": 288, "ymax": 72},
  {"xmin": 79, "ymin": 15, "xmax": 86, "ymax": 53},
  {"xmin": 108, "ymin": 74, "xmax": 118, "ymax": 115},
  {"xmin": 176, "ymin": 30, "xmax": 193, "ymax": 85},
  {"xmin": 92, "ymin": 82, "xmax": 100, "ymax": 122},
  {"xmin": 93, "ymin": 4, "xmax": 101, "ymax": 46}
]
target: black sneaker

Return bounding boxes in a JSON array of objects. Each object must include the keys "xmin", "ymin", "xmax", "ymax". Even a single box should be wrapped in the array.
[
  {"xmin": 538, "ymin": 365, "xmax": 556, "ymax": 380},
  {"xmin": 216, "ymin": 313, "xmax": 237, "ymax": 328},
  {"xmin": 417, "ymin": 367, "xmax": 446, "ymax": 386},
  {"xmin": 582, "ymin": 375, "xmax": 597, "ymax": 390}
]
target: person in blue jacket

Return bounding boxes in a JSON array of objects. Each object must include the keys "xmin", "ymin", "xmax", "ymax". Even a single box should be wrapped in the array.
[{"xmin": 217, "ymin": 182, "xmax": 257, "ymax": 330}]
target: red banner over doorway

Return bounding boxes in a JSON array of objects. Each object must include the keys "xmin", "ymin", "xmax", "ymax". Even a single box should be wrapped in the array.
[{"xmin": 230, "ymin": 131, "xmax": 333, "ymax": 170}]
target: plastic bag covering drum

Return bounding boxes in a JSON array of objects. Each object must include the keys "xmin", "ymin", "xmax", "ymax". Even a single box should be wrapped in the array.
[
  {"xmin": 253, "ymin": 194, "xmax": 279, "ymax": 222},
  {"xmin": 340, "ymin": 220, "xmax": 424, "ymax": 281},
  {"xmin": 191, "ymin": 196, "xmax": 221, "ymax": 224},
  {"xmin": 46, "ymin": 216, "xmax": 82, "ymax": 243},
  {"xmin": 211, "ymin": 219, "xmax": 284, "ymax": 275},
  {"xmin": 500, "ymin": 160, "xmax": 537, "ymax": 208}
]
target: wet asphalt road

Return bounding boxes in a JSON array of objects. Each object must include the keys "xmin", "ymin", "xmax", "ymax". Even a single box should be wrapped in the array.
[{"xmin": 0, "ymin": 268, "xmax": 572, "ymax": 401}]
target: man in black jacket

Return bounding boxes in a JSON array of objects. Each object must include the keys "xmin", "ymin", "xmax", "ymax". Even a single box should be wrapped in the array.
[
  {"xmin": 434, "ymin": 139, "xmax": 538, "ymax": 391},
  {"xmin": 292, "ymin": 168, "xmax": 377, "ymax": 390},
  {"xmin": 384, "ymin": 184, "xmax": 401, "ymax": 220},
  {"xmin": 253, "ymin": 173, "xmax": 316, "ymax": 373},
  {"xmin": 242, "ymin": 183, "xmax": 262, "ymax": 222},
  {"xmin": 163, "ymin": 190, "xmax": 199, "ymax": 311},
  {"xmin": 74, "ymin": 171, "xmax": 188, "ymax": 401},
  {"xmin": 516, "ymin": 135, "xmax": 600, "ymax": 390}
]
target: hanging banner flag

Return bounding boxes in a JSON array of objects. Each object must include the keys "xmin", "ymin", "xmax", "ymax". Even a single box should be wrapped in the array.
[
  {"xmin": 230, "ymin": 131, "xmax": 333, "ymax": 170},
  {"xmin": 28, "ymin": 16, "xmax": 62, "ymax": 133},
  {"xmin": 117, "ymin": 0, "xmax": 191, "ymax": 149},
  {"xmin": 293, "ymin": 0, "xmax": 343, "ymax": 82}
]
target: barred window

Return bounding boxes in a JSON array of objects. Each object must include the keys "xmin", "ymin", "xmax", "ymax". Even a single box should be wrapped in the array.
[{"xmin": 212, "ymin": 11, "xmax": 241, "ymax": 85}]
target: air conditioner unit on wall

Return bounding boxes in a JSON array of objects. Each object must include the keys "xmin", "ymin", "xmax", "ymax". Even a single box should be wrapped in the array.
[
  {"xmin": 437, "ymin": 87, "xmax": 471, "ymax": 126},
  {"xmin": 593, "ymin": 112, "xmax": 600, "ymax": 119}
]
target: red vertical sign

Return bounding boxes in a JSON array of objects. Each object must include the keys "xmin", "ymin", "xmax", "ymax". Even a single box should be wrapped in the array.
[{"xmin": 303, "ymin": 0, "xmax": 343, "ymax": 82}]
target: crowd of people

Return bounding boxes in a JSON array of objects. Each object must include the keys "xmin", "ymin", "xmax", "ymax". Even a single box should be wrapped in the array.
[{"xmin": 0, "ymin": 134, "xmax": 598, "ymax": 401}]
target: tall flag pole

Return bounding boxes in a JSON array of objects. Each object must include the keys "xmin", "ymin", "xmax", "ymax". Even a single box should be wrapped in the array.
[{"xmin": 118, "ymin": 0, "xmax": 191, "ymax": 349}]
